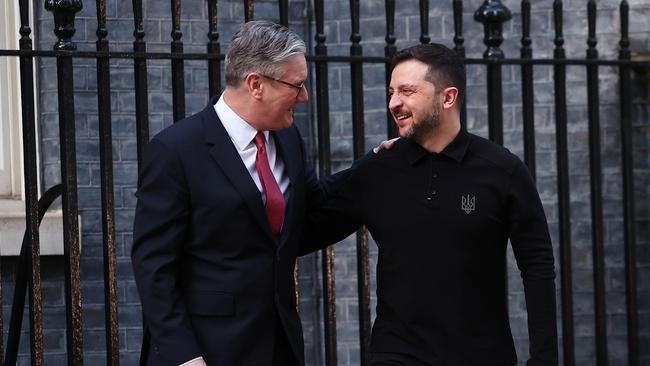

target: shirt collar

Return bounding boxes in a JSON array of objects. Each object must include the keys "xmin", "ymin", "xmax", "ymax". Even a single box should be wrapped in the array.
[
  {"xmin": 441, "ymin": 128, "xmax": 470, "ymax": 163},
  {"xmin": 214, "ymin": 93, "xmax": 269, "ymax": 151},
  {"xmin": 404, "ymin": 128, "xmax": 470, "ymax": 165}
]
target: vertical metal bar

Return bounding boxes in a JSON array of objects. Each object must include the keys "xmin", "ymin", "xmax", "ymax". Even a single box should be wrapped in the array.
[
  {"xmin": 59, "ymin": 35, "xmax": 85, "ymax": 366},
  {"xmin": 44, "ymin": 1, "xmax": 84, "ymax": 364},
  {"xmin": 452, "ymin": 0, "xmax": 467, "ymax": 130},
  {"xmin": 618, "ymin": 2, "xmax": 639, "ymax": 365},
  {"xmin": 418, "ymin": 0, "xmax": 430, "ymax": 44},
  {"xmin": 585, "ymin": 2, "xmax": 608, "ymax": 364},
  {"xmin": 17, "ymin": 0, "xmax": 44, "ymax": 364},
  {"xmin": 520, "ymin": 0, "xmax": 536, "ymax": 179},
  {"xmin": 314, "ymin": 1, "xmax": 337, "ymax": 364},
  {"xmin": 6, "ymin": 185, "xmax": 62, "ymax": 366},
  {"xmin": 385, "ymin": 0, "xmax": 397, "ymax": 138},
  {"xmin": 244, "ymin": 0, "xmax": 254, "ymax": 22},
  {"xmin": 132, "ymin": 0, "xmax": 149, "ymax": 169},
  {"xmin": 475, "ymin": 0, "xmax": 510, "ymax": 327},
  {"xmin": 314, "ymin": 6, "xmax": 333, "ymax": 365},
  {"xmin": 132, "ymin": 1, "xmax": 150, "ymax": 357},
  {"xmin": 207, "ymin": 0, "xmax": 221, "ymax": 96},
  {"xmin": 349, "ymin": 1, "xmax": 370, "ymax": 364},
  {"xmin": 474, "ymin": 0, "xmax": 511, "ymax": 146},
  {"xmin": 553, "ymin": 2, "xmax": 575, "ymax": 364},
  {"xmin": 279, "ymin": 0, "xmax": 289, "ymax": 27},
  {"xmin": 95, "ymin": 0, "xmax": 120, "ymax": 364},
  {"xmin": 6, "ymin": 248, "xmax": 30, "ymax": 366},
  {"xmin": 294, "ymin": 264, "xmax": 301, "ymax": 312},
  {"xmin": 6, "ymin": 251, "xmax": 29, "ymax": 366},
  {"xmin": 170, "ymin": 0, "xmax": 185, "ymax": 122}
]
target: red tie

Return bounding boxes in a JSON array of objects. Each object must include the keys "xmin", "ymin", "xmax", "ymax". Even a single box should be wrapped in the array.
[{"xmin": 254, "ymin": 132, "xmax": 286, "ymax": 239}]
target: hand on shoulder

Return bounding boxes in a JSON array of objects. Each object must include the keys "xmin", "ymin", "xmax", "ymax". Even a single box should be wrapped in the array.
[{"xmin": 373, "ymin": 137, "xmax": 400, "ymax": 154}]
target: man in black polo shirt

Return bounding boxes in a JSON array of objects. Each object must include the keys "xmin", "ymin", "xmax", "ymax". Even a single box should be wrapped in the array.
[{"xmin": 304, "ymin": 43, "xmax": 558, "ymax": 365}]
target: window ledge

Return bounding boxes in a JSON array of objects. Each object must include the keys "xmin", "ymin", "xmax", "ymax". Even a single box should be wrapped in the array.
[{"xmin": 0, "ymin": 198, "xmax": 80, "ymax": 256}]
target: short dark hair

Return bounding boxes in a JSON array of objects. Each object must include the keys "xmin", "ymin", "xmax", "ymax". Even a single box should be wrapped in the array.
[{"xmin": 393, "ymin": 43, "xmax": 466, "ymax": 106}]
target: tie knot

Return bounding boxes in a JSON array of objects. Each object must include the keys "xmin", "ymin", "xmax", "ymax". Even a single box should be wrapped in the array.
[{"xmin": 254, "ymin": 131, "xmax": 266, "ymax": 149}]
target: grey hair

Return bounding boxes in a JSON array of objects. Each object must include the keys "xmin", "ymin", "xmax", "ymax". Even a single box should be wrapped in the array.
[{"xmin": 225, "ymin": 20, "xmax": 306, "ymax": 86}]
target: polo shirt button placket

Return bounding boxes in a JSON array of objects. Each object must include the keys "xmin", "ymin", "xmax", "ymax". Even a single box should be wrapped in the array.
[{"xmin": 429, "ymin": 169, "xmax": 438, "ymax": 200}]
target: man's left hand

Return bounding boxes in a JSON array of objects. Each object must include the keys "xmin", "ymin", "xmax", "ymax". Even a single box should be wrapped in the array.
[{"xmin": 373, "ymin": 137, "xmax": 399, "ymax": 153}]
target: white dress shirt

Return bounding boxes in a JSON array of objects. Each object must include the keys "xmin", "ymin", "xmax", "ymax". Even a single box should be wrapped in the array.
[{"xmin": 214, "ymin": 93, "xmax": 290, "ymax": 200}]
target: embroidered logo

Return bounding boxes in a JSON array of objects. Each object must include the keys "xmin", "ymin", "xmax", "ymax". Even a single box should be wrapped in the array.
[{"xmin": 461, "ymin": 194, "xmax": 475, "ymax": 214}]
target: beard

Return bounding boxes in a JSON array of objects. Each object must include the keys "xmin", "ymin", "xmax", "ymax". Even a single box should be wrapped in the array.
[{"xmin": 400, "ymin": 101, "xmax": 441, "ymax": 145}]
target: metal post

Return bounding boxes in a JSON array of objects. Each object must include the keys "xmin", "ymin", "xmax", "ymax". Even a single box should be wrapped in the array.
[
  {"xmin": 314, "ymin": 1, "xmax": 337, "ymax": 364},
  {"xmin": 18, "ymin": 0, "xmax": 43, "ymax": 364},
  {"xmin": 585, "ymin": 2, "xmax": 608, "ymax": 364},
  {"xmin": 474, "ymin": 0, "xmax": 511, "ymax": 145},
  {"xmin": 94, "ymin": 0, "xmax": 119, "ymax": 363},
  {"xmin": 452, "ymin": 0, "xmax": 467, "ymax": 129},
  {"xmin": 279, "ymin": 0, "xmax": 289, "ymax": 26},
  {"xmin": 385, "ymin": 0, "xmax": 397, "ymax": 138},
  {"xmin": 132, "ymin": 0, "xmax": 150, "ymax": 169},
  {"xmin": 520, "ymin": 0, "xmax": 536, "ymax": 179},
  {"xmin": 618, "ymin": 1, "xmax": 639, "ymax": 365},
  {"xmin": 45, "ymin": 1, "xmax": 84, "ymax": 364},
  {"xmin": 170, "ymin": 0, "xmax": 185, "ymax": 122},
  {"xmin": 244, "ymin": 0, "xmax": 254, "ymax": 21},
  {"xmin": 207, "ymin": 0, "xmax": 221, "ymax": 97},
  {"xmin": 552, "ymin": 2, "xmax": 575, "ymax": 364},
  {"xmin": 349, "ymin": 1, "xmax": 371, "ymax": 364},
  {"xmin": 419, "ymin": 0, "xmax": 430, "ymax": 44}
]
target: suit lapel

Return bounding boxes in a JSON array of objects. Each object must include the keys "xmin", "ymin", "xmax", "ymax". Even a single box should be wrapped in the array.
[
  {"xmin": 201, "ymin": 103, "xmax": 276, "ymax": 242},
  {"xmin": 272, "ymin": 128, "xmax": 301, "ymax": 247}
]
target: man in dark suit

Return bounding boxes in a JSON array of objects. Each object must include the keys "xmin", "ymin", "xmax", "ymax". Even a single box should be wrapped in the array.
[
  {"xmin": 305, "ymin": 43, "xmax": 558, "ymax": 365},
  {"xmin": 132, "ymin": 21, "xmax": 322, "ymax": 366}
]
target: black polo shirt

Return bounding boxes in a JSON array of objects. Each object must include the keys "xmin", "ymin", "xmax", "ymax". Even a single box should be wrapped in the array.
[{"xmin": 306, "ymin": 129, "xmax": 558, "ymax": 365}]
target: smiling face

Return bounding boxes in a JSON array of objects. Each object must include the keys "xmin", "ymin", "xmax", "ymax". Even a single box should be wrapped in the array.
[
  {"xmin": 388, "ymin": 59, "xmax": 442, "ymax": 144},
  {"xmin": 259, "ymin": 54, "xmax": 309, "ymax": 130}
]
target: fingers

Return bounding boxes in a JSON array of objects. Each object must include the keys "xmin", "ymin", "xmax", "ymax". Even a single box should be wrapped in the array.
[{"xmin": 373, "ymin": 137, "xmax": 400, "ymax": 154}]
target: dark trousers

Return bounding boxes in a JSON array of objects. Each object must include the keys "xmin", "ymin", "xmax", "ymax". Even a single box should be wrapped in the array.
[{"xmin": 271, "ymin": 325, "xmax": 298, "ymax": 366}]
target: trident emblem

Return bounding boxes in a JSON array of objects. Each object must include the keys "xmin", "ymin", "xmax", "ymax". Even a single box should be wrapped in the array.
[{"xmin": 461, "ymin": 194, "xmax": 475, "ymax": 214}]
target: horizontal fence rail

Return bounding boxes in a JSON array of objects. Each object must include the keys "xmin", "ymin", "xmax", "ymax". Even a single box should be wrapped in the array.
[{"xmin": 0, "ymin": 0, "xmax": 647, "ymax": 365}]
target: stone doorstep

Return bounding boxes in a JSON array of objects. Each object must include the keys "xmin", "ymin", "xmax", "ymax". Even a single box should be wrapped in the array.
[{"xmin": 0, "ymin": 198, "xmax": 81, "ymax": 256}]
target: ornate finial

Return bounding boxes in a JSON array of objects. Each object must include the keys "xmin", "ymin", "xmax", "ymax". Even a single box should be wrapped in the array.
[
  {"xmin": 474, "ymin": 0, "xmax": 512, "ymax": 58},
  {"xmin": 453, "ymin": 0, "xmax": 465, "ymax": 53},
  {"xmin": 553, "ymin": 0, "xmax": 564, "ymax": 48},
  {"xmin": 132, "ymin": 0, "xmax": 145, "ymax": 40},
  {"xmin": 619, "ymin": 0, "xmax": 630, "ymax": 53},
  {"xmin": 521, "ymin": 0, "xmax": 531, "ymax": 49},
  {"xmin": 45, "ymin": 0, "xmax": 83, "ymax": 50},
  {"xmin": 587, "ymin": 0, "xmax": 597, "ymax": 50}
]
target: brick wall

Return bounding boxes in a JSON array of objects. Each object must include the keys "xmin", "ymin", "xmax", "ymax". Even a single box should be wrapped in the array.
[{"xmin": 1, "ymin": 0, "xmax": 648, "ymax": 365}]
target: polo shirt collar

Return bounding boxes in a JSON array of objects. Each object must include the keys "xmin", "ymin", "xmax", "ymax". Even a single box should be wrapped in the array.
[
  {"xmin": 404, "ymin": 128, "xmax": 470, "ymax": 165},
  {"xmin": 441, "ymin": 128, "xmax": 470, "ymax": 163}
]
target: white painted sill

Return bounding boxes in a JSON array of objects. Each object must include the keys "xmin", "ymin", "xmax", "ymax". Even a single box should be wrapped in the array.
[{"xmin": 0, "ymin": 198, "xmax": 81, "ymax": 256}]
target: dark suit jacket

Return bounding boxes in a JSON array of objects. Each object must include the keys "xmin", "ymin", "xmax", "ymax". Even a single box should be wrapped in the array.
[{"xmin": 132, "ymin": 99, "xmax": 323, "ymax": 366}]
